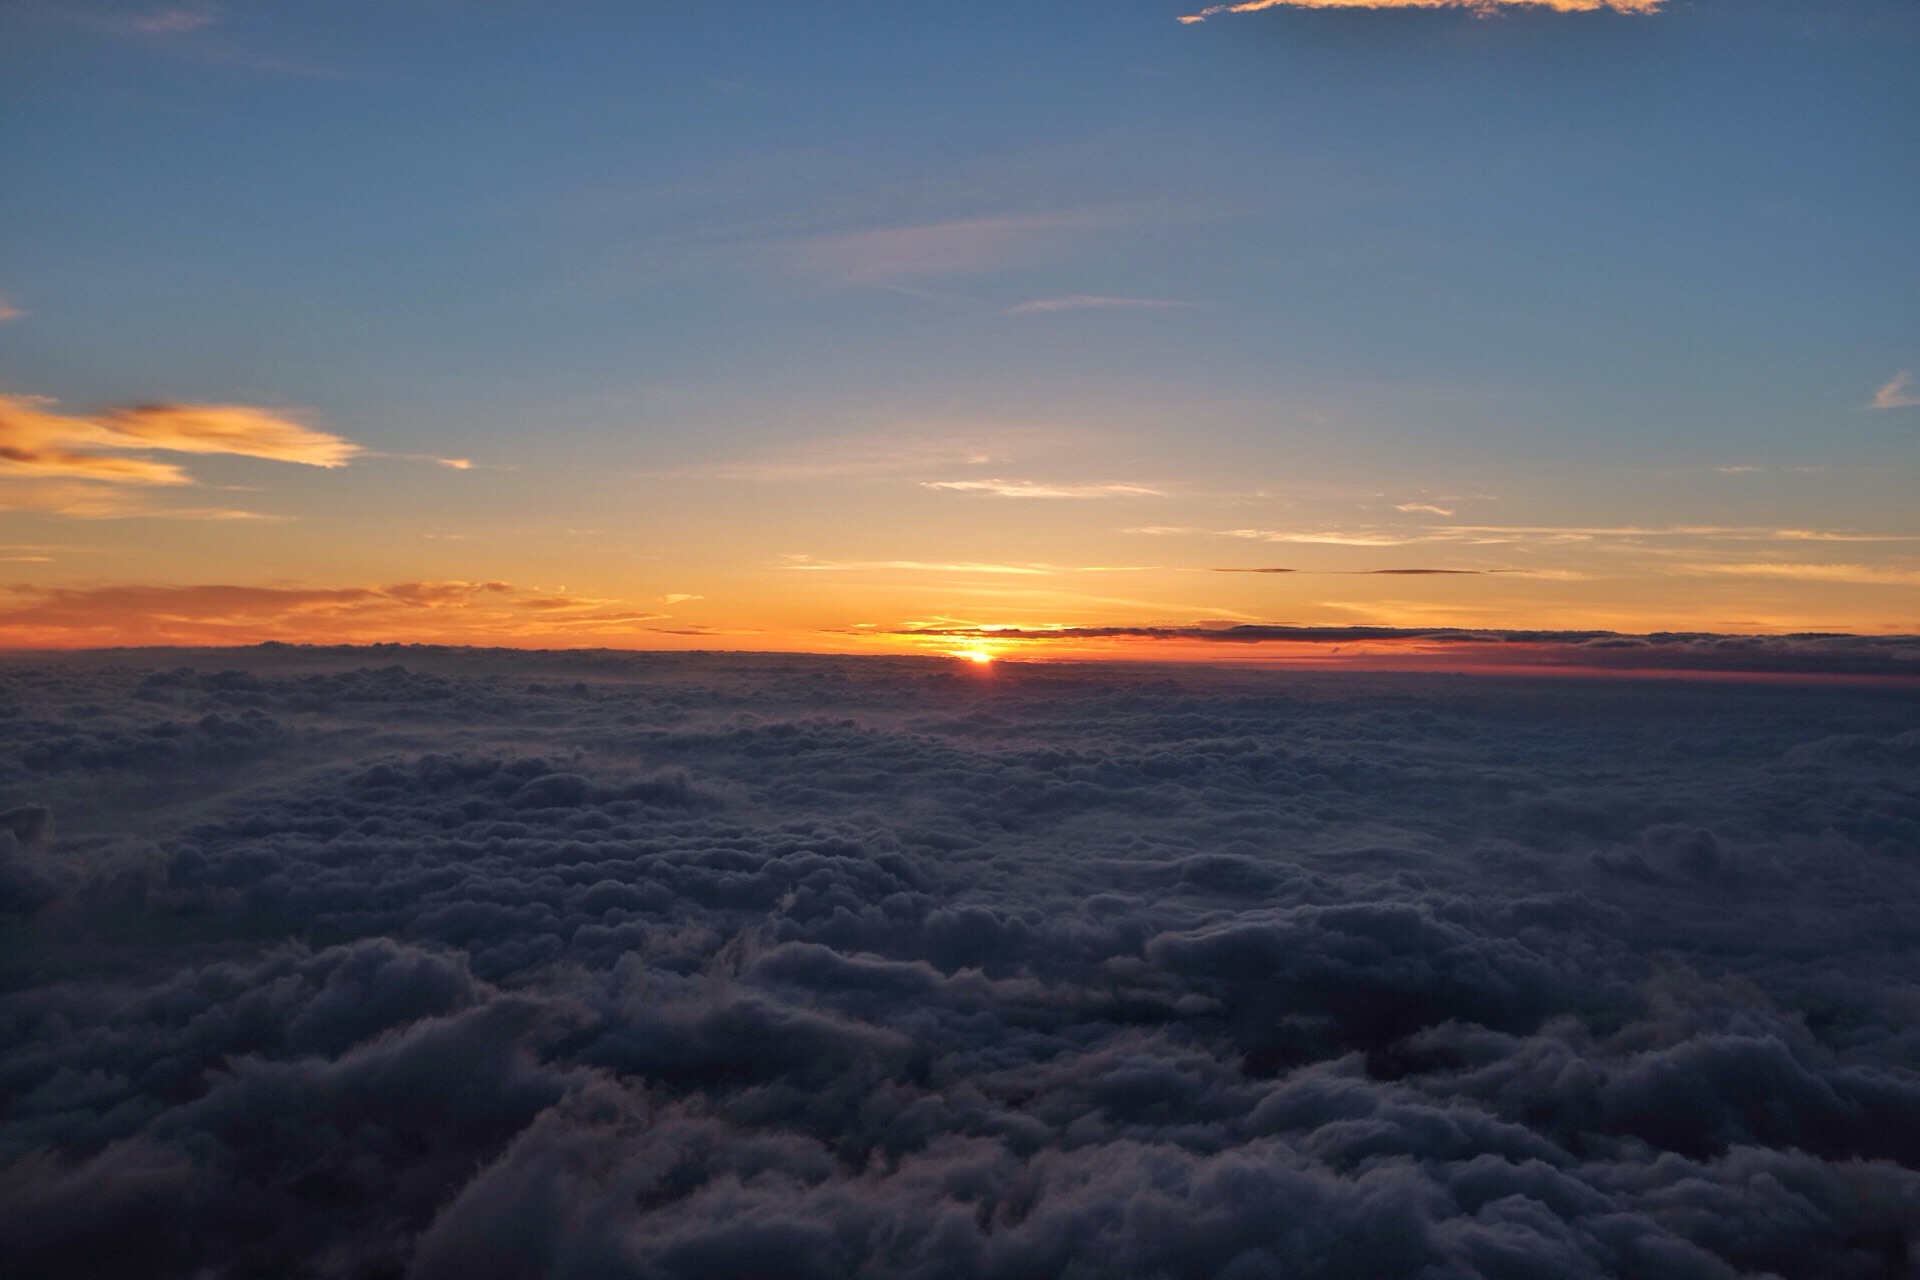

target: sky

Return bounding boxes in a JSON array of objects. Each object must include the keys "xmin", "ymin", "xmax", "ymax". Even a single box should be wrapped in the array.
[{"xmin": 0, "ymin": 0, "xmax": 1915, "ymax": 655}]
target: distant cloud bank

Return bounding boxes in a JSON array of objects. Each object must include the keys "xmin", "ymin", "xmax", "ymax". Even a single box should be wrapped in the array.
[{"xmin": 897, "ymin": 622, "xmax": 1920, "ymax": 678}]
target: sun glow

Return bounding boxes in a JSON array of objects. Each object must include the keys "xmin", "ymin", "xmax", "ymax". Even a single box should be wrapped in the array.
[{"xmin": 958, "ymin": 649, "xmax": 996, "ymax": 665}]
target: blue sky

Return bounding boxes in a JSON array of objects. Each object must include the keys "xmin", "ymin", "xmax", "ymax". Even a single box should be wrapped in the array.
[{"xmin": 0, "ymin": 0, "xmax": 1914, "ymax": 648}]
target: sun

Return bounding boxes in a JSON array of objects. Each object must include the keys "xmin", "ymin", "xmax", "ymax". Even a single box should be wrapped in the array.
[{"xmin": 959, "ymin": 650, "xmax": 996, "ymax": 665}]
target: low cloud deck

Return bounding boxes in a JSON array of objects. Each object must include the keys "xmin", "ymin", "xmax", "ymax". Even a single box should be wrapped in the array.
[{"xmin": 2, "ymin": 648, "xmax": 1918, "ymax": 1277}]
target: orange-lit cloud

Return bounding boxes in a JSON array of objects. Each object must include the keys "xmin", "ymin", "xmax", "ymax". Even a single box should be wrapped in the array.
[
  {"xmin": 0, "ymin": 301, "xmax": 22, "ymax": 323},
  {"xmin": 1873, "ymin": 371, "xmax": 1919, "ymax": 410},
  {"xmin": 922, "ymin": 479, "xmax": 1162, "ymax": 499},
  {"xmin": 0, "ymin": 580, "xmax": 669, "ymax": 648},
  {"xmin": 1179, "ymin": 0, "xmax": 1661, "ymax": 22},
  {"xmin": 0, "ymin": 393, "xmax": 360, "ymax": 518},
  {"xmin": 784, "ymin": 557, "xmax": 1056, "ymax": 575},
  {"xmin": 92, "ymin": 403, "xmax": 360, "ymax": 466},
  {"xmin": 0, "ymin": 480, "xmax": 275, "ymax": 520},
  {"xmin": 1212, "ymin": 566, "xmax": 1482, "ymax": 575},
  {"xmin": 1689, "ymin": 562, "xmax": 1920, "ymax": 586},
  {"xmin": 1146, "ymin": 523, "xmax": 1919, "ymax": 548}
]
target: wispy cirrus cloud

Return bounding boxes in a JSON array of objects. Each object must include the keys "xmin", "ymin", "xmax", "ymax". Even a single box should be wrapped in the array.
[
  {"xmin": 783, "ymin": 556, "xmax": 1156, "ymax": 575},
  {"xmin": 0, "ymin": 393, "xmax": 360, "ymax": 518},
  {"xmin": 1226, "ymin": 527, "xmax": 1428, "ymax": 546},
  {"xmin": 1872, "ymin": 371, "xmax": 1920, "ymax": 410},
  {"xmin": 679, "ymin": 430, "xmax": 1027, "ymax": 483},
  {"xmin": 0, "ymin": 482, "xmax": 277, "ymax": 520},
  {"xmin": 1179, "ymin": 0, "xmax": 1662, "ymax": 23},
  {"xmin": 791, "ymin": 212, "xmax": 1119, "ymax": 284},
  {"xmin": 1687, "ymin": 562, "xmax": 1920, "ymax": 586},
  {"xmin": 0, "ymin": 300, "xmax": 23, "ymax": 323},
  {"xmin": 923, "ymin": 479, "xmax": 1162, "ymax": 499},
  {"xmin": 1213, "ymin": 566, "xmax": 1482, "ymax": 575},
  {"xmin": 1003, "ymin": 295, "xmax": 1195, "ymax": 316},
  {"xmin": 132, "ymin": 5, "xmax": 220, "ymax": 35},
  {"xmin": 1150, "ymin": 523, "xmax": 1920, "ymax": 548},
  {"xmin": 784, "ymin": 557, "xmax": 1053, "ymax": 576},
  {"xmin": 91, "ymin": 403, "xmax": 359, "ymax": 466}
]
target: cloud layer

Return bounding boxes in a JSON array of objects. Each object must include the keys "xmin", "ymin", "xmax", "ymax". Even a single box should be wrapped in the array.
[{"xmin": 0, "ymin": 648, "xmax": 1916, "ymax": 1276}]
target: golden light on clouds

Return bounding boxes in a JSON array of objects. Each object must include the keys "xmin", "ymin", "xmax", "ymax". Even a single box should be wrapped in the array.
[
  {"xmin": 1179, "ymin": 0, "xmax": 1662, "ymax": 22},
  {"xmin": 0, "ymin": 393, "xmax": 361, "ymax": 517},
  {"xmin": 0, "ymin": 580, "xmax": 670, "ymax": 648},
  {"xmin": 93, "ymin": 403, "xmax": 361, "ymax": 466}
]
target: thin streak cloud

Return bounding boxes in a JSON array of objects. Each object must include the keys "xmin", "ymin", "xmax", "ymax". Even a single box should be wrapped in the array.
[
  {"xmin": 923, "ymin": 479, "xmax": 1163, "ymax": 499},
  {"xmin": 1872, "ymin": 371, "xmax": 1920, "ymax": 410},
  {"xmin": 0, "ymin": 580, "xmax": 667, "ymax": 646},
  {"xmin": 791, "ymin": 212, "xmax": 1114, "ymax": 284},
  {"xmin": 785, "ymin": 558, "xmax": 1055, "ymax": 575},
  {"xmin": 1003, "ymin": 295, "xmax": 1195, "ymax": 316},
  {"xmin": 1179, "ymin": 0, "xmax": 1662, "ymax": 22},
  {"xmin": 1211, "ymin": 567, "xmax": 1482, "ymax": 575},
  {"xmin": 0, "ymin": 394, "xmax": 361, "ymax": 518},
  {"xmin": 1690, "ymin": 562, "xmax": 1920, "ymax": 586},
  {"xmin": 95, "ymin": 404, "xmax": 360, "ymax": 466}
]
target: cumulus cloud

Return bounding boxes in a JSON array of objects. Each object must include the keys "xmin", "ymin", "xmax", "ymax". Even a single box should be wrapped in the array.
[
  {"xmin": 922, "ymin": 479, "xmax": 1163, "ymax": 499},
  {"xmin": 1179, "ymin": 0, "xmax": 1662, "ymax": 22},
  {"xmin": 1872, "ymin": 371, "xmax": 1920, "ymax": 410},
  {"xmin": 2, "ymin": 647, "xmax": 1917, "ymax": 1277}
]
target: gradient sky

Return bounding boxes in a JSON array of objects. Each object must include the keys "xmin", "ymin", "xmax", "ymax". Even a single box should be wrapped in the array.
[{"xmin": 1, "ymin": 0, "xmax": 1915, "ymax": 654}]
